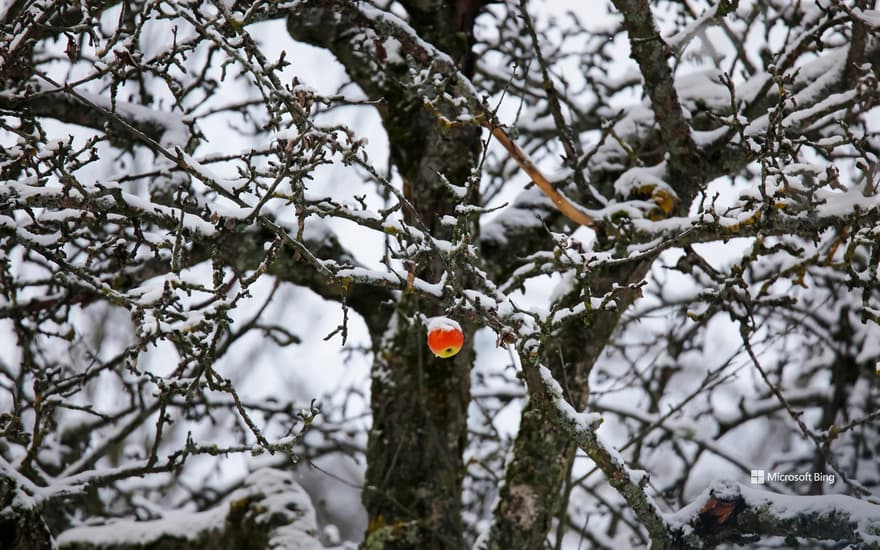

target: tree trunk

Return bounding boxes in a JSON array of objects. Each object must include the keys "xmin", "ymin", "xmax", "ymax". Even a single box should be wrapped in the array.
[
  {"xmin": 357, "ymin": 3, "xmax": 485, "ymax": 549},
  {"xmin": 484, "ymin": 262, "xmax": 652, "ymax": 549}
]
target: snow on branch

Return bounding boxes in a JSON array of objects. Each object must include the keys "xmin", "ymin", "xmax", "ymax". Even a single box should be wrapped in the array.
[
  {"xmin": 285, "ymin": 0, "xmax": 597, "ymax": 230},
  {"xmin": 57, "ymin": 469, "xmax": 325, "ymax": 550},
  {"xmin": 0, "ymin": 85, "xmax": 191, "ymax": 150},
  {"xmin": 668, "ymin": 480, "xmax": 880, "ymax": 548},
  {"xmin": 529, "ymin": 362, "xmax": 880, "ymax": 548},
  {"xmin": 517, "ymin": 364, "xmax": 672, "ymax": 546},
  {"xmin": 285, "ymin": 0, "xmax": 481, "ymax": 114},
  {"xmin": 611, "ymin": 0, "xmax": 704, "ymax": 204}
]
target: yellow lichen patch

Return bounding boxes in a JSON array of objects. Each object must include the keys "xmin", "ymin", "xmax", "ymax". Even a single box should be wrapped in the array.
[
  {"xmin": 634, "ymin": 183, "xmax": 657, "ymax": 197},
  {"xmin": 652, "ymin": 187, "xmax": 678, "ymax": 215},
  {"xmin": 339, "ymin": 276, "xmax": 354, "ymax": 292},
  {"xmin": 791, "ymin": 265, "xmax": 808, "ymax": 288},
  {"xmin": 728, "ymin": 210, "xmax": 762, "ymax": 232},
  {"xmin": 367, "ymin": 514, "xmax": 386, "ymax": 534},
  {"xmin": 633, "ymin": 182, "xmax": 678, "ymax": 219},
  {"xmin": 822, "ymin": 231, "xmax": 847, "ymax": 265},
  {"xmin": 227, "ymin": 496, "xmax": 255, "ymax": 523},
  {"xmin": 647, "ymin": 207, "xmax": 666, "ymax": 221}
]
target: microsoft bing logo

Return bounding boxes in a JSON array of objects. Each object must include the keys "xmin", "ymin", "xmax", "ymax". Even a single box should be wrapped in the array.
[{"xmin": 749, "ymin": 470, "xmax": 835, "ymax": 484}]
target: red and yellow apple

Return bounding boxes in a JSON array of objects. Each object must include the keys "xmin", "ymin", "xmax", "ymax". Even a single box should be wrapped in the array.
[{"xmin": 426, "ymin": 317, "xmax": 464, "ymax": 358}]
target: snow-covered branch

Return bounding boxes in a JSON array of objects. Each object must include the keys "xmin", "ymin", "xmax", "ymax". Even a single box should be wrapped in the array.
[
  {"xmin": 668, "ymin": 480, "xmax": 880, "ymax": 548},
  {"xmin": 57, "ymin": 469, "xmax": 325, "ymax": 550},
  {"xmin": 533, "ymin": 365, "xmax": 670, "ymax": 546},
  {"xmin": 3, "ymin": 1, "xmax": 880, "ymax": 549}
]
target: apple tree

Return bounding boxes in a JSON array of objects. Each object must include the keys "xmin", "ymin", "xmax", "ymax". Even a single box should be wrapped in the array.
[{"xmin": 2, "ymin": 0, "xmax": 880, "ymax": 549}]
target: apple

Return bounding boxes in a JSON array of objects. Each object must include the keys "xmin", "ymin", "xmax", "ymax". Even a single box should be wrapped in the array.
[{"xmin": 426, "ymin": 316, "xmax": 464, "ymax": 358}]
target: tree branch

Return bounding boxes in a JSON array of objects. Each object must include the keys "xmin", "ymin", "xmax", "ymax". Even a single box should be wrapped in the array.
[
  {"xmin": 483, "ymin": 122, "xmax": 595, "ymax": 228},
  {"xmin": 669, "ymin": 480, "xmax": 880, "ymax": 547},
  {"xmin": 0, "ymin": 184, "xmax": 393, "ymax": 333},
  {"xmin": 56, "ymin": 469, "xmax": 324, "ymax": 550},
  {"xmin": 611, "ymin": 0, "xmax": 704, "ymax": 205},
  {"xmin": 532, "ymin": 365, "xmax": 671, "ymax": 548},
  {"xmin": 0, "ymin": 87, "xmax": 188, "ymax": 149}
]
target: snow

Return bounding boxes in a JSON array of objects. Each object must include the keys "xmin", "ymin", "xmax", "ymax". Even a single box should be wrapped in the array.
[
  {"xmin": 57, "ymin": 497, "xmax": 229, "ymax": 546},
  {"xmin": 549, "ymin": 271, "xmax": 576, "ymax": 303},
  {"xmin": 783, "ymin": 90, "xmax": 857, "ymax": 131},
  {"xmin": 15, "ymin": 227, "xmax": 61, "ymax": 247},
  {"xmin": 744, "ymin": 53, "xmax": 845, "ymax": 138},
  {"xmin": 539, "ymin": 366, "xmax": 602, "ymax": 430},
  {"xmin": 463, "ymin": 289, "xmax": 497, "ymax": 310},
  {"xmin": 426, "ymin": 316, "xmax": 462, "ymax": 333},
  {"xmin": 482, "ymin": 187, "xmax": 554, "ymax": 244},
  {"xmin": 75, "ymin": 89, "xmax": 189, "ymax": 149},
  {"xmin": 334, "ymin": 266, "xmax": 399, "ymax": 287},
  {"xmin": 129, "ymin": 274, "xmax": 179, "ymax": 305},
  {"xmin": 353, "ymin": 1, "xmax": 479, "ymax": 100},
  {"xmin": 3, "ymin": 2, "xmax": 880, "ymax": 550},
  {"xmin": 57, "ymin": 468, "xmax": 324, "ymax": 549},
  {"xmin": 382, "ymin": 37, "xmax": 404, "ymax": 64},
  {"xmin": 665, "ymin": 480, "xmax": 880, "ymax": 544},
  {"xmin": 665, "ymin": 2, "xmax": 723, "ymax": 53},
  {"xmin": 2, "ymin": 181, "xmax": 216, "ymax": 237},
  {"xmin": 676, "ymin": 68, "xmax": 731, "ymax": 109},
  {"xmin": 853, "ymin": 8, "xmax": 880, "ymax": 28},
  {"xmin": 613, "ymin": 161, "xmax": 672, "ymax": 198},
  {"xmin": 412, "ymin": 273, "xmax": 446, "ymax": 298},
  {"xmin": 181, "ymin": 153, "xmax": 252, "ymax": 199}
]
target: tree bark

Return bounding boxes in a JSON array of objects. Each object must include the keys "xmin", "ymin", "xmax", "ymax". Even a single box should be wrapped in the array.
[
  {"xmin": 288, "ymin": 2, "xmax": 486, "ymax": 547},
  {"xmin": 360, "ymin": 16, "xmax": 482, "ymax": 550},
  {"xmin": 483, "ymin": 261, "xmax": 652, "ymax": 549}
]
